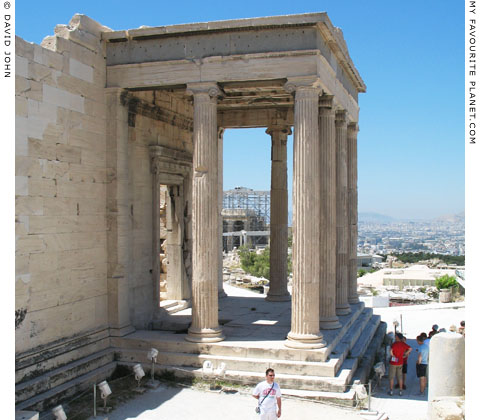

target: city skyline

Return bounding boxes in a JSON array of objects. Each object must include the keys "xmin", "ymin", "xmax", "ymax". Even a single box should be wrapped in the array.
[{"xmin": 14, "ymin": 0, "xmax": 465, "ymax": 220}]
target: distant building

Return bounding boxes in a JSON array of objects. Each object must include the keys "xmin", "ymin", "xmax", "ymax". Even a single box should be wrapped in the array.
[
  {"xmin": 358, "ymin": 264, "xmax": 463, "ymax": 290},
  {"xmin": 222, "ymin": 208, "xmax": 268, "ymax": 251},
  {"xmin": 382, "ymin": 265, "xmax": 459, "ymax": 289},
  {"xmin": 357, "ymin": 253, "xmax": 383, "ymax": 268},
  {"xmin": 222, "ymin": 187, "xmax": 270, "ymax": 251}
]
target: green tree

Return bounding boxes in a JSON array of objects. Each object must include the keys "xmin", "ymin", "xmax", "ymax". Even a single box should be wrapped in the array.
[
  {"xmin": 435, "ymin": 274, "xmax": 458, "ymax": 290},
  {"xmin": 238, "ymin": 246, "xmax": 293, "ymax": 280},
  {"xmin": 239, "ymin": 247, "xmax": 270, "ymax": 279}
]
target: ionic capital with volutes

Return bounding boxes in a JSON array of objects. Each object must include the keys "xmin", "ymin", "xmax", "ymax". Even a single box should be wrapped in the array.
[
  {"xmin": 284, "ymin": 76, "xmax": 322, "ymax": 97},
  {"xmin": 335, "ymin": 110, "xmax": 347, "ymax": 125},
  {"xmin": 347, "ymin": 122, "xmax": 359, "ymax": 136},
  {"xmin": 265, "ymin": 125, "xmax": 292, "ymax": 136},
  {"xmin": 186, "ymin": 82, "xmax": 222, "ymax": 101}
]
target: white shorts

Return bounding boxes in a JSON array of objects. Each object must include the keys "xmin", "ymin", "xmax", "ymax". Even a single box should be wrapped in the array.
[{"xmin": 260, "ymin": 407, "xmax": 277, "ymax": 420}]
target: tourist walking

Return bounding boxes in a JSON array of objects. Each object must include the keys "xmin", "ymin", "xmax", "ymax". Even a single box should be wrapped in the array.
[
  {"xmin": 388, "ymin": 332, "xmax": 411, "ymax": 396},
  {"xmin": 252, "ymin": 368, "xmax": 282, "ymax": 419},
  {"xmin": 416, "ymin": 334, "xmax": 429, "ymax": 395}
]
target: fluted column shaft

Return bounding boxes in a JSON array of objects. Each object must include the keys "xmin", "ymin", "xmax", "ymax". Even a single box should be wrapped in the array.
[
  {"xmin": 285, "ymin": 82, "xmax": 325, "ymax": 349},
  {"xmin": 335, "ymin": 111, "xmax": 351, "ymax": 315},
  {"xmin": 266, "ymin": 125, "xmax": 291, "ymax": 302},
  {"xmin": 319, "ymin": 98, "xmax": 341, "ymax": 329},
  {"xmin": 150, "ymin": 163, "xmax": 161, "ymax": 318},
  {"xmin": 186, "ymin": 83, "xmax": 224, "ymax": 343},
  {"xmin": 347, "ymin": 123, "xmax": 360, "ymax": 304},
  {"xmin": 218, "ymin": 128, "xmax": 226, "ymax": 298}
]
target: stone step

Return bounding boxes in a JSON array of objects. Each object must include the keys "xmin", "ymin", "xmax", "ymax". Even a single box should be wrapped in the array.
[
  {"xmin": 331, "ymin": 319, "xmax": 385, "ymax": 394},
  {"xmin": 166, "ymin": 301, "xmax": 189, "ymax": 314},
  {"xmin": 115, "ymin": 306, "xmax": 373, "ymax": 364},
  {"xmin": 159, "ymin": 300, "xmax": 189, "ymax": 314},
  {"xmin": 15, "ymin": 361, "xmax": 117, "ymax": 413},
  {"xmin": 118, "ymin": 361, "xmax": 354, "ymax": 392},
  {"xmin": 319, "ymin": 302, "xmax": 365, "ymax": 358},
  {"xmin": 115, "ymin": 348, "xmax": 340, "ymax": 377},
  {"xmin": 155, "ymin": 302, "xmax": 368, "ymax": 362},
  {"xmin": 15, "ymin": 328, "xmax": 110, "ymax": 384},
  {"xmin": 352, "ymin": 321, "xmax": 388, "ymax": 386},
  {"xmin": 16, "ymin": 348, "xmax": 114, "ymax": 405},
  {"xmin": 350, "ymin": 315, "xmax": 381, "ymax": 359},
  {"xmin": 160, "ymin": 300, "xmax": 178, "ymax": 310},
  {"xmin": 327, "ymin": 307, "xmax": 374, "ymax": 375},
  {"xmin": 112, "ymin": 333, "xmax": 331, "ymax": 362}
]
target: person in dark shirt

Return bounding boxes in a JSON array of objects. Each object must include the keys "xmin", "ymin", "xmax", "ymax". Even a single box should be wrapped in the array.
[{"xmin": 428, "ymin": 324, "xmax": 439, "ymax": 338}]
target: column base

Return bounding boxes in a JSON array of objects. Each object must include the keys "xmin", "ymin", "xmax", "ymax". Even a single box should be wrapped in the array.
[
  {"xmin": 109, "ymin": 324, "xmax": 136, "ymax": 337},
  {"xmin": 285, "ymin": 332, "xmax": 326, "ymax": 349},
  {"xmin": 348, "ymin": 296, "xmax": 360, "ymax": 304},
  {"xmin": 336, "ymin": 304, "xmax": 352, "ymax": 316},
  {"xmin": 265, "ymin": 292, "xmax": 291, "ymax": 302},
  {"xmin": 320, "ymin": 316, "xmax": 342, "ymax": 330},
  {"xmin": 218, "ymin": 289, "xmax": 227, "ymax": 298},
  {"xmin": 185, "ymin": 326, "xmax": 225, "ymax": 343}
]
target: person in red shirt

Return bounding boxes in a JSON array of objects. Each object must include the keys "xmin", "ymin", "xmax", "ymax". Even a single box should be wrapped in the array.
[{"xmin": 388, "ymin": 332, "xmax": 412, "ymax": 396}]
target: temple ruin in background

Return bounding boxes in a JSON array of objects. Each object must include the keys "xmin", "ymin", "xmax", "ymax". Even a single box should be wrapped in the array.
[{"xmin": 222, "ymin": 187, "xmax": 270, "ymax": 250}]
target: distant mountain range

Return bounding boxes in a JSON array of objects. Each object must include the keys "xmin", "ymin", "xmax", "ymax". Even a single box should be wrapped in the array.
[
  {"xmin": 358, "ymin": 212, "xmax": 395, "ymax": 223},
  {"xmin": 358, "ymin": 211, "xmax": 465, "ymax": 224},
  {"xmin": 287, "ymin": 211, "xmax": 464, "ymax": 226},
  {"xmin": 434, "ymin": 211, "xmax": 465, "ymax": 223}
]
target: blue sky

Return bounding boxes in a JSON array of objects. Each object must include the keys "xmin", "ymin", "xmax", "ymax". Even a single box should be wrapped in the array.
[{"xmin": 15, "ymin": 0, "xmax": 465, "ymax": 220}]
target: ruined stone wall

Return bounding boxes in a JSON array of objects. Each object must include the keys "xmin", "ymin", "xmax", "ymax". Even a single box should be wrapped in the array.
[
  {"xmin": 126, "ymin": 90, "xmax": 193, "ymax": 326},
  {"xmin": 15, "ymin": 17, "xmax": 110, "ymax": 358}
]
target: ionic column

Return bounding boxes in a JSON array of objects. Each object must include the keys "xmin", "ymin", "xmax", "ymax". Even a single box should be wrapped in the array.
[
  {"xmin": 335, "ymin": 110, "xmax": 351, "ymax": 315},
  {"xmin": 266, "ymin": 125, "xmax": 291, "ymax": 302},
  {"xmin": 218, "ymin": 128, "xmax": 227, "ymax": 298},
  {"xmin": 319, "ymin": 97, "xmax": 341, "ymax": 330},
  {"xmin": 347, "ymin": 123, "xmax": 360, "ymax": 304},
  {"xmin": 150, "ymin": 159, "xmax": 161, "ymax": 319},
  {"xmin": 285, "ymin": 79, "xmax": 325, "ymax": 349},
  {"xmin": 185, "ymin": 82, "xmax": 224, "ymax": 343}
]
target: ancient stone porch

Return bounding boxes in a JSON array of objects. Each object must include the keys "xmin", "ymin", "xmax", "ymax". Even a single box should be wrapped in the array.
[{"xmin": 113, "ymin": 284, "xmax": 385, "ymax": 394}]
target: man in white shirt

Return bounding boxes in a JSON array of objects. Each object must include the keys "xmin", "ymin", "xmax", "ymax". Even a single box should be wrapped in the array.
[{"xmin": 252, "ymin": 368, "xmax": 282, "ymax": 419}]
